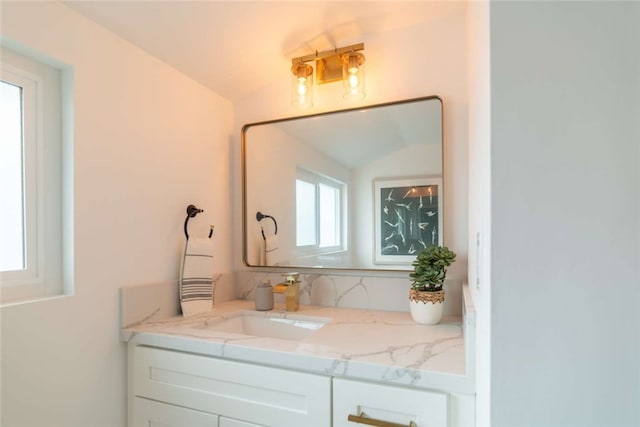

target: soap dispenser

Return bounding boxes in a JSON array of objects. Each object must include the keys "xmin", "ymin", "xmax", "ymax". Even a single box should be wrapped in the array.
[{"xmin": 254, "ymin": 279, "xmax": 274, "ymax": 311}]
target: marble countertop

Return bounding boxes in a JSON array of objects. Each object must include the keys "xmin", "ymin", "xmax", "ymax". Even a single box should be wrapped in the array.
[{"xmin": 123, "ymin": 299, "xmax": 474, "ymax": 394}]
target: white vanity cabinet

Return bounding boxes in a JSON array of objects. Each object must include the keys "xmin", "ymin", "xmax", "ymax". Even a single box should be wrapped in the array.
[
  {"xmin": 219, "ymin": 418, "xmax": 262, "ymax": 427},
  {"xmin": 133, "ymin": 397, "xmax": 219, "ymax": 426},
  {"xmin": 133, "ymin": 398, "xmax": 265, "ymax": 427},
  {"xmin": 333, "ymin": 378, "xmax": 447, "ymax": 427},
  {"xmin": 333, "ymin": 378, "xmax": 474, "ymax": 427},
  {"xmin": 128, "ymin": 344, "xmax": 474, "ymax": 427},
  {"xmin": 130, "ymin": 345, "xmax": 331, "ymax": 427}
]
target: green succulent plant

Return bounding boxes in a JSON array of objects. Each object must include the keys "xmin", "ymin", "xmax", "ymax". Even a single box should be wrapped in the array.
[{"xmin": 409, "ymin": 245, "xmax": 456, "ymax": 292}]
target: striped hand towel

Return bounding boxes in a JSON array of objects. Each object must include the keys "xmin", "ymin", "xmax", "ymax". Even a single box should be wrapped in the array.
[{"xmin": 179, "ymin": 237, "xmax": 214, "ymax": 317}]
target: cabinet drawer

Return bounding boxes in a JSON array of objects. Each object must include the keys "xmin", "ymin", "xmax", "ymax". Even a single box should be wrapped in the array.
[
  {"xmin": 333, "ymin": 378, "xmax": 448, "ymax": 427},
  {"xmin": 133, "ymin": 397, "xmax": 218, "ymax": 427},
  {"xmin": 220, "ymin": 417, "xmax": 263, "ymax": 427},
  {"xmin": 133, "ymin": 346, "xmax": 330, "ymax": 427}
]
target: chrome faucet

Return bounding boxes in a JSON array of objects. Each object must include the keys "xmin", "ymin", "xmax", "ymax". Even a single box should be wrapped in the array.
[{"xmin": 272, "ymin": 273, "xmax": 300, "ymax": 312}]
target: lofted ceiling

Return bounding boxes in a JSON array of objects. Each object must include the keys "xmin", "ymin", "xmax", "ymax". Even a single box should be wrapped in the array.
[
  {"xmin": 269, "ymin": 97, "xmax": 442, "ymax": 169},
  {"xmin": 63, "ymin": 1, "xmax": 466, "ymax": 103}
]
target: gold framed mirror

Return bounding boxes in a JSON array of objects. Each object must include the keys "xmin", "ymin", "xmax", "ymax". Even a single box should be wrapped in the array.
[{"xmin": 242, "ymin": 96, "xmax": 443, "ymax": 271}]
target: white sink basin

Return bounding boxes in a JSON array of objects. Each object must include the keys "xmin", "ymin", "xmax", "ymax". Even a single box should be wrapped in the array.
[{"xmin": 201, "ymin": 312, "xmax": 329, "ymax": 341}]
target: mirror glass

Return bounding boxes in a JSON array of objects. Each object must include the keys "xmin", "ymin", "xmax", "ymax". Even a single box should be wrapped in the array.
[{"xmin": 242, "ymin": 96, "xmax": 443, "ymax": 271}]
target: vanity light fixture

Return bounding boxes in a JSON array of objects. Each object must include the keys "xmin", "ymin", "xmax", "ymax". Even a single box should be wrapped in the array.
[
  {"xmin": 342, "ymin": 50, "xmax": 366, "ymax": 100},
  {"xmin": 291, "ymin": 61, "xmax": 313, "ymax": 108},
  {"xmin": 290, "ymin": 43, "xmax": 366, "ymax": 107}
]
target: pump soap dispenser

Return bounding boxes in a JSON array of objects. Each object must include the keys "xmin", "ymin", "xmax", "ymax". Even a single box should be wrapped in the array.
[{"xmin": 255, "ymin": 279, "xmax": 274, "ymax": 311}]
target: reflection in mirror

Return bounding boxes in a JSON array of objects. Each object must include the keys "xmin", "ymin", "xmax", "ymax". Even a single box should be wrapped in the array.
[{"xmin": 242, "ymin": 96, "xmax": 443, "ymax": 271}]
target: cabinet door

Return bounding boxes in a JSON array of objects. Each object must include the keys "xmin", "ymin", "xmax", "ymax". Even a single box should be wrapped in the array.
[
  {"xmin": 219, "ymin": 417, "xmax": 263, "ymax": 427},
  {"xmin": 333, "ymin": 378, "xmax": 448, "ymax": 427},
  {"xmin": 133, "ymin": 346, "xmax": 330, "ymax": 427},
  {"xmin": 132, "ymin": 397, "xmax": 218, "ymax": 427}
]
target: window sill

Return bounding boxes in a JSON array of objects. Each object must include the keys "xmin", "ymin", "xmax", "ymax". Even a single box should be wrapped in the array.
[{"xmin": 0, "ymin": 292, "xmax": 73, "ymax": 308}]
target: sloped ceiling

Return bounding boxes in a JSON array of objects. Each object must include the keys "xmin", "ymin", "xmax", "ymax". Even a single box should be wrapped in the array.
[
  {"xmin": 270, "ymin": 97, "xmax": 442, "ymax": 169},
  {"xmin": 63, "ymin": 1, "xmax": 466, "ymax": 103}
]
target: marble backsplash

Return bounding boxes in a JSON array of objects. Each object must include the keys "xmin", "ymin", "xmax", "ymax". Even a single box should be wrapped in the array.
[
  {"xmin": 120, "ymin": 273, "xmax": 235, "ymax": 329},
  {"xmin": 120, "ymin": 271, "xmax": 463, "ymax": 330},
  {"xmin": 234, "ymin": 271, "xmax": 463, "ymax": 316}
]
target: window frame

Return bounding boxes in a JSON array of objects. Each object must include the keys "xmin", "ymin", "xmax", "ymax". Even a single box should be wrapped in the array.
[
  {"xmin": 295, "ymin": 168, "xmax": 345, "ymax": 256},
  {"xmin": 1, "ymin": 47, "xmax": 67, "ymax": 305},
  {"xmin": 1, "ymin": 66, "xmax": 44, "ymax": 288}
]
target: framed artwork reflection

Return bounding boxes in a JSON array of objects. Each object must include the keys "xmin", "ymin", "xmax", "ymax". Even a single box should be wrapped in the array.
[{"xmin": 373, "ymin": 176, "xmax": 443, "ymax": 265}]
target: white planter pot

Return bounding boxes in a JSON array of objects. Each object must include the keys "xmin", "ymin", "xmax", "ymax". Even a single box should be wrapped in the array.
[{"xmin": 409, "ymin": 289, "xmax": 444, "ymax": 325}]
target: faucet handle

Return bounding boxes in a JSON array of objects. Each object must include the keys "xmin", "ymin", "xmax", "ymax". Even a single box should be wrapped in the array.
[{"xmin": 282, "ymin": 272, "xmax": 300, "ymax": 284}]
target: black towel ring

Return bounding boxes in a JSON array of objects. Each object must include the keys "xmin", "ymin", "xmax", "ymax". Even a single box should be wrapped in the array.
[
  {"xmin": 184, "ymin": 204, "xmax": 214, "ymax": 240},
  {"xmin": 256, "ymin": 211, "xmax": 278, "ymax": 241}
]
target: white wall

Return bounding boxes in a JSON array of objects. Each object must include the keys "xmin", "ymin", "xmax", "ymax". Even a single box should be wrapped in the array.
[
  {"xmin": 233, "ymin": 6, "xmax": 469, "ymax": 297},
  {"xmin": 0, "ymin": 3, "xmax": 233, "ymax": 426},
  {"xmin": 489, "ymin": 2, "xmax": 640, "ymax": 425},
  {"xmin": 466, "ymin": 1, "xmax": 491, "ymax": 426}
]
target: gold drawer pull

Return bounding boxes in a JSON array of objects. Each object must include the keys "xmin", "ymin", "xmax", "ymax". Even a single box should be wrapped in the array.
[{"xmin": 347, "ymin": 412, "xmax": 417, "ymax": 427}]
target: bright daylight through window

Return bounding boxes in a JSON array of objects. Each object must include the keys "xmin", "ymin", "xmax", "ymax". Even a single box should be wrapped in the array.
[
  {"xmin": 0, "ymin": 80, "xmax": 26, "ymax": 272},
  {"xmin": 1, "ymin": 46, "xmax": 71, "ymax": 304},
  {"xmin": 295, "ymin": 169, "xmax": 343, "ymax": 254}
]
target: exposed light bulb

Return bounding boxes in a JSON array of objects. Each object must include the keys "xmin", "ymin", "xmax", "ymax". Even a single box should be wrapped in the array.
[
  {"xmin": 342, "ymin": 52, "xmax": 365, "ymax": 100},
  {"xmin": 297, "ymin": 77, "xmax": 308, "ymax": 96},
  {"xmin": 291, "ymin": 63, "xmax": 313, "ymax": 108},
  {"xmin": 348, "ymin": 73, "xmax": 359, "ymax": 88}
]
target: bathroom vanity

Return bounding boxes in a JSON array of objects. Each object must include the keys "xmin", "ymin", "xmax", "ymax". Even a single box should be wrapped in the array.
[
  {"xmin": 123, "ymin": 291, "xmax": 475, "ymax": 427},
  {"xmin": 122, "ymin": 96, "xmax": 475, "ymax": 427}
]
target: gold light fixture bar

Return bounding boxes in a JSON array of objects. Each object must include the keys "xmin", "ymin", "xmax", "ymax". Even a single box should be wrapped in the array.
[
  {"xmin": 291, "ymin": 43, "xmax": 364, "ymax": 64},
  {"xmin": 292, "ymin": 43, "xmax": 364, "ymax": 84}
]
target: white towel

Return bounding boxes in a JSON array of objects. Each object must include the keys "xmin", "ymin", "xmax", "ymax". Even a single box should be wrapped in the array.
[
  {"xmin": 179, "ymin": 237, "xmax": 214, "ymax": 317},
  {"xmin": 265, "ymin": 234, "xmax": 280, "ymax": 266},
  {"xmin": 258, "ymin": 232, "xmax": 266, "ymax": 266}
]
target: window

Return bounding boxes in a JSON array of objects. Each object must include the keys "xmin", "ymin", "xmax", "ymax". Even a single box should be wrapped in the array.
[
  {"xmin": 0, "ymin": 79, "xmax": 28, "ymax": 273},
  {"xmin": 295, "ymin": 168, "xmax": 344, "ymax": 254},
  {"xmin": 318, "ymin": 182, "xmax": 340, "ymax": 247},
  {"xmin": 1, "ymin": 46, "xmax": 71, "ymax": 304},
  {"xmin": 296, "ymin": 179, "xmax": 317, "ymax": 246}
]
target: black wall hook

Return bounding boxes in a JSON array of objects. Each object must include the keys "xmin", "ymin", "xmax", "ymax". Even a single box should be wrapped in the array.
[
  {"xmin": 256, "ymin": 211, "xmax": 278, "ymax": 240},
  {"xmin": 186, "ymin": 204, "xmax": 203, "ymax": 218},
  {"xmin": 184, "ymin": 204, "xmax": 213, "ymax": 240}
]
